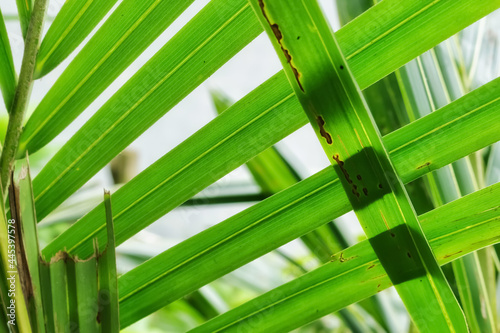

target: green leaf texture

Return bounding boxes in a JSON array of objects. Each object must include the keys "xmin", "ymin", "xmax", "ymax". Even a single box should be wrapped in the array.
[
  {"xmin": 32, "ymin": 0, "xmax": 262, "ymax": 220},
  {"xmin": 35, "ymin": 0, "xmax": 120, "ymax": 78},
  {"xmin": 0, "ymin": 9, "xmax": 16, "ymax": 110},
  {"xmin": 189, "ymin": 181, "xmax": 500, "ymax": 332},
  {"xmin": 19, "ymin": 0, "xmax": 197, "ymax": 155},
  {"xmin": 31, "ymin": 0, "xmax": 500, "ymax": 223}
]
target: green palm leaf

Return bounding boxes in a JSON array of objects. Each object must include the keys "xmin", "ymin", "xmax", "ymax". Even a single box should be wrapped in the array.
[
  {"xmin": 0, "ymin": 0, "xmax": 497, "ymax": 331},
  {"xmin": 32, "ymin": 0, "xmax": 262, "ymax": 220},
  {"xmin": 0, "ymin": 9, "xmax": 16, "ymax": 110},
  {"xmin": 18, "ymin": 0, "xmax": 197, "ymax": 156},
  {"xmin": 15, "ymin": 0, "xmax": 33, "ymax": 39},
  {"xmin": 251, "ymin": 0, "xmax": 466, "ymax": 330},
  {"xmin": 35, "ymin": 0, "xmax": 120, "ymax": 78},
  {"xmin": 87, "ymin": 78, "xmax": 500, "ymax": 326},
  {"xmin": 30, "ymin": 0, "xmax": 500, "ymax": 224},
  {"xmin": 189, "ymin": 181, "xmax": 500, "ymax": 332}
]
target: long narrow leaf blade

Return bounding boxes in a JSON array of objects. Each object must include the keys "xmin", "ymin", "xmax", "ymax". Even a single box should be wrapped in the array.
[
  {"xmin": 32, "ymin": 0, "xmax": 262, "ymax": 221},
  {"xmin": 18, "ymin": 161, "xmax": 45, "ymax": 333},
  {"xmin": 42, "ymin": 73, "xmax": 500, "ymax": 262},
  {"xmin": 20, "ymin": 0, "xmax": 500, "ymax": 157},
  {"xmin": 338, "ymin": 0, "xmax": 500, "ymax": 89},
  {"xmin": 15, "ymin": 0, "xmax": 33, "ymax": 39},
  {"xmin": 35, "ymin": 0, "xmax": 120, "ymax": 78},
  {"xmin": 97, "ymin": 191, "xmax": 119, "ymax": 333},
  {"xmin": 251, "ymin": 0, "xmax": 465, "ymax": 330},
  {"xmin": 189, "ymin": 182, "xmax": 500, "ymax": 332},
  {"xmin": 18, "ymin": 0, "xmax": 197, "ymax": 155},
  {"xmin": 386, "ymin": 76, "xmax": 500, "ymax": 183},
  {"xmin": 0, "ymin": 9, "xmax": 17, "ymax": 110}
]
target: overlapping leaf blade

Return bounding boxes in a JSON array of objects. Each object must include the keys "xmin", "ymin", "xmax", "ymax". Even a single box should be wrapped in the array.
[
  {"xmin": 104, "ymin": 76, "xmax": 500, "ymax": 326},
  {"xmin": 42, "ymin": 71, "xmax": 301, "ymax": 258},
  {"xmin": 42, "ymin": 69, "xmax": 500, "ymax": 262},
  {"xmin": 24, "ymin": 0, "xmax": 498, "ymax": 158},
  {"xmin": 32, "ymin": 0, "xmax": 262, "ymax": 221},
  {"xmin": 252, "ymin": 0, "xmax": 466, "ymax": 330},
  {"xmin": 338, "ymin": 0, "xmax": 500, "ymax": 89},
  {"xmin": 211, "ymin": 91, "xmax": 382, "ymax": 331},
  {"xmin": 188, "ymin": 181, "xmax": 500, "ymax": 332},
  {"xmin": 18, "ymin": 0, "xmax": 197, "ymax": 156},
  {"xmin": 31, "ymin": 0, "xmax": 500, "ymax": 225}
]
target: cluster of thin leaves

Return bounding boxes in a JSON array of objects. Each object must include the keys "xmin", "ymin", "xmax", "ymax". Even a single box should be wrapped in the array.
[{"xmin": 0, "ymin": 0, "xmax": 499, "ymax": 331}]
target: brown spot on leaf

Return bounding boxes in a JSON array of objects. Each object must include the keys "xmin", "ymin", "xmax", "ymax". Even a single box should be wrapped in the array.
[
  {"xmin": 316, "ymin": 116, "xmax": 332, "ymax": 144},
  {"xmin": 443, "ymin": 250, "xmax": 462, "ymax": 259},
  {"xmin": 332, "ymin": 252, "xmax": 357, "ymax": 263},
  {"xmin": 258, "ymin": 0, "xmax": 304, "ymax": 91},
  {"xmin": 333, "ymin": 153, "xmax": 359, "ymax": 198}
]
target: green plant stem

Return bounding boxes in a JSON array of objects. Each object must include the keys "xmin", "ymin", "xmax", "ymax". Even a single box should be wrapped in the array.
[{"xmin": 0, "ymin": 0, "xmax": 47, "ymax": 193}]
